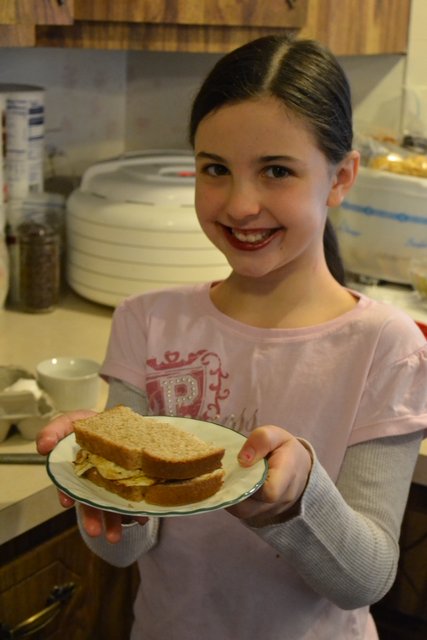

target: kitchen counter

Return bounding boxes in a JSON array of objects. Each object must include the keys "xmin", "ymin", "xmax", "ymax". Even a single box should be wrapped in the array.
[
  {"xmin": 0, "ymin": 284, "xmax": 426, "ymax": 546},
  {"xmin": 349, "ymin": 279, "xmax": 427, "ymax": 327},
  {"xmin": 0, "ymin": 289, "xmax": 113, "ymax": 545}
]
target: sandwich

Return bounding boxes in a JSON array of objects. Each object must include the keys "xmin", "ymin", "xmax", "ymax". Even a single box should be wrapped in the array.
[{"xmin": 73, "ymin": 405, "xmax": 225, "ymax": 506}]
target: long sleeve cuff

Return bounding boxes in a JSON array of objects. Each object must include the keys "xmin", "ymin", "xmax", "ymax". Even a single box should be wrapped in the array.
[{"xmin": 76, "ymin": 505, "xmax": 159, "ymax": 568}]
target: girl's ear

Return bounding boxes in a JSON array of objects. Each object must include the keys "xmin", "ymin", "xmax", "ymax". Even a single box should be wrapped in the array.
[{"xmin": 326, "ymin": 150, "xmax": 360, "ymax": 208}]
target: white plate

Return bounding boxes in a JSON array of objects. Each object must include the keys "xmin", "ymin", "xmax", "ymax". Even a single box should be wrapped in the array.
[{"xmin": 46, "ymin": 416, "xmax": 268, "ymax": 517}]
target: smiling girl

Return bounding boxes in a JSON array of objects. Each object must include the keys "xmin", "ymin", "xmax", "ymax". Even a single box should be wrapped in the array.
[
  {"xmin": 38, "ymin": 36, "xmax": 427, "ymax": 639},
  {"xmin": 193, "ymin": 95, "xmax": 358, "ymax": 327}
]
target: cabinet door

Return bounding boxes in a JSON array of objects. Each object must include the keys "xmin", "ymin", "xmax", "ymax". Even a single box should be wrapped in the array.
[
  {"xmin": 0, "ymin": 4, "xmax": 16, "ymax": 23},
  {"xmin": 0, "ymin": 525, "xmax": 139, "ymax": 639},
  {"xmin": 74, "ymin": 0, "xmax": 307, "ymax": 28},
  {"xmin": 0, "ymin": 0, "xmax": 74, "ymax": 47},
  {"xmin": 299, "ymin": 0, "xmax": 411, "ymax": 55},
  {"xmin": 15, "ymin": 0, "xmax": 74, "ymax": 25},
  {"xmin": 0, "ymin": 0, "xmax": 74, "ymax": 25}
]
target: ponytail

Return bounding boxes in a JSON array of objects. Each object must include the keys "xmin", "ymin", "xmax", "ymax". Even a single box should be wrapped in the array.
[{"xmin": 324, "ymin": 219, "xmax": 346, "ymax": 285}]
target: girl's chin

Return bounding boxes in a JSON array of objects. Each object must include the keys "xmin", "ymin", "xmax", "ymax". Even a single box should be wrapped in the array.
[{"xmin": 227, "ymin": 260, "xmax": 283, "ymax": 280}]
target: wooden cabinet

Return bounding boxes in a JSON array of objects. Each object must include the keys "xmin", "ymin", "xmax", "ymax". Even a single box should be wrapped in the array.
[
  {"xmin": 74, "ymin": 0, "xmax": 307, "ymax": 28},
  {"xmin": 34, "ymin": 0, "xmax": 308, "ymax": 53},
  {"xmin": 0, "ymin": 0, "xmax": 74, "ymax": 47},
  {"xmin": 0, "ymin": 510, "xmax": 139, "ymax": 640},
  {"xmin": 299, "ymin": 0, "xmax": 411, "ymax": 56},
  {"xmin": 0, "ymin": 0, "xmax": 412, "ymax": 55},
  {"xmin": 371, "ymin": 482, "xmax": 427, "ymax": 640}
]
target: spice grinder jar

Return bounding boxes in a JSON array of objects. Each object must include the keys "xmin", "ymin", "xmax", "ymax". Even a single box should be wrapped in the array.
[{"xmin": 18, "ymin": 219, "xmax": 60, "ymax": 312}]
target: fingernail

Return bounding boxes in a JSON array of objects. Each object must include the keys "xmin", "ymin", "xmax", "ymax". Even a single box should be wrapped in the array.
[{"xmin": 239, "ymin": 446, "xmax": 255, "ymax": 464}]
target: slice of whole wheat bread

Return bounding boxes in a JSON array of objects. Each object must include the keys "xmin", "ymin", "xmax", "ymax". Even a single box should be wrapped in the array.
[
  {"xmin": 73, "ymin": 406, "xmax": 225, "ymax": 480},
  {"xmin": 83, "ymin": 466, "xmax": 225, "ymax": 506}
]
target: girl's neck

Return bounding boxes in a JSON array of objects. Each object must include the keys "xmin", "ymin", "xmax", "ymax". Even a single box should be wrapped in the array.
[{"xmin": 210, "ymin": 267, "xmax": 356, "ymax": 329}]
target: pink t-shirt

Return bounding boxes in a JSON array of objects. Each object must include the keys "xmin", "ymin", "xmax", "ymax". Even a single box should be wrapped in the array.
[{"xmin": 100, "ymin": 283, "xmax": 426, "ymax": 640}]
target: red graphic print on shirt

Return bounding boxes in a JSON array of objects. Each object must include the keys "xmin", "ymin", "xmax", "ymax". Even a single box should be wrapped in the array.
[{"xmin": 146, "ymin": 349, "xmax": 230, "ymax": 420}]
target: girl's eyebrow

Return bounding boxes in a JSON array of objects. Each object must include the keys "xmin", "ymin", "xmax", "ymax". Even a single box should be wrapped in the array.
[
  {"xmin": 259, "ymin": 154, "xmax": 300, "ymax": 163},
  {"xmin": 196, "ymin": 151, "xmax": 301, "ymax": 164},
  {"xmin": 196, "ymin": 151, "xmax": 225, "ymax": 162}
]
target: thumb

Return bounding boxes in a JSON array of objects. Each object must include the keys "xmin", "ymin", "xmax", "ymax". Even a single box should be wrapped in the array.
[{"xmin": 238, "ymin": 426, "xmax": 292, "ymax": 467}]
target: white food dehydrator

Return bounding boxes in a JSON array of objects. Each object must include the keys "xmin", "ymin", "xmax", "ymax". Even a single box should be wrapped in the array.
[
  {"xmin": 330, "ymin": 166, "xmax": 427, "ymax": 284},
  {"xmin": 66, "ymin": 151, "xmax": 230, "ymax": 307}
]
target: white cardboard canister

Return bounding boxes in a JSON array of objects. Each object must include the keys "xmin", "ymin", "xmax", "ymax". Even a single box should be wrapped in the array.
[
  {"xmin": 0, "ymin": 84, "xmax": 45, "ymax": 199},
  {"xmin": 0, "ymin": 94, "xmax": 5, "ymax": 209}
]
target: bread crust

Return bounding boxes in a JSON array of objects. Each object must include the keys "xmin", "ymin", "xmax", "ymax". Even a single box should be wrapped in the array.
[
  {"xmin": 83, "ymin": 467, "xmax": 225, "ymax": 506},
  {"xmin": 145, "ymin": 469, "xmax": 224, "ymax": 506}
]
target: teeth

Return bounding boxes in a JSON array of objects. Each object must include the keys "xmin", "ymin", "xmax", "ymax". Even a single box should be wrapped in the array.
[{"xmin": 232, "ymin": 229, "xmax": 273, "ymax": 243}]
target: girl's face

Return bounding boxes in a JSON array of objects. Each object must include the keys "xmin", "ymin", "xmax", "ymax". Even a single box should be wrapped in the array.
[{"xmin": 194, "ymin": 97, "xmax": 352, "ymax": 282}]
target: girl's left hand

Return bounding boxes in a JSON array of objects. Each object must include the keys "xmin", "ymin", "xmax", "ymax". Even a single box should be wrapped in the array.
[{"xmin": 227, "ymin": 426, "xmax": 313, "ymax": 522}]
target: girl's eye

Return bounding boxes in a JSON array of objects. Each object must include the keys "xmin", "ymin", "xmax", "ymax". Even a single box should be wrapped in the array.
[
  {"xmin": 264, "ymin": 165, "xmax": 291, "ymax": 178},
  {"xmin": 203, "ymin": 163, "xmax": 229, "ymax": 177}
]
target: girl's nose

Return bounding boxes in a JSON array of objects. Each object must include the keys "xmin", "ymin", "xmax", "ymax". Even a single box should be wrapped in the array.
[{"xmin": 225, "ymin": 180, "xmax": 262, "ymax": 221}]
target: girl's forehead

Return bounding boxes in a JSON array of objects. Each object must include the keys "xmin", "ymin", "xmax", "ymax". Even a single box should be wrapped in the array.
[
  {"xmin": 195, "ymin": 97, "xmax": 318, "ymax": 151},
  {"xmin": 202, "ymin": 96, "xmax": 298, "ymax": 123}
]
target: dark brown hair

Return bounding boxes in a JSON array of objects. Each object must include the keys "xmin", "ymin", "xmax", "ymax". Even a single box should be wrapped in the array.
[{"xmin": 189, "ymin": 35, "xmax": 352, "ymax": 284}]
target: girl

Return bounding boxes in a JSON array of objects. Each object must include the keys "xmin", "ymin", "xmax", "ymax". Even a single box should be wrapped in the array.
[{"xmin": 38, "ymin": 36, "xmax": 426, "ymax": 639}]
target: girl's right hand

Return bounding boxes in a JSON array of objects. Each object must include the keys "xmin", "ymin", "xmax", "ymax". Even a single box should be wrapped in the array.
[
  {"xmin": 36, "ymin": 409, "xmax": 96, "ymax": 508},
  {"xmin": 36, "ymin": 411, "xmax": 149, "ymax": 541}
]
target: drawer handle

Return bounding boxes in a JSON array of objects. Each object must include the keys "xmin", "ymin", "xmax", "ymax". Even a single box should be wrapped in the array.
[{"xmin": 0, "ymin": 582, "xmax": 75, "ymax": 639}]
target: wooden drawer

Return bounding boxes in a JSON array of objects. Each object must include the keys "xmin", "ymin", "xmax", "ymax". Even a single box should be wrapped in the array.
[{"xmin": 0, "ymin": 522, "xmax": 139, "ymax": 639}]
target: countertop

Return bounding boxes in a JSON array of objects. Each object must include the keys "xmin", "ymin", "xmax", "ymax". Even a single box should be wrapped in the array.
[
  {"xmin": 0, "ymin": 284, "xmax": 426, "ymax": 546},
  {"xmin": 0, "ymin": 289, "xmax": 112, "ymax": 545}
]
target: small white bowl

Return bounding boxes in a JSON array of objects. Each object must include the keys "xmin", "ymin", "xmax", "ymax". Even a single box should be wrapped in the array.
[{"xmin": 36, "ymin": 357, "xmax": 101, "ymax": 412}]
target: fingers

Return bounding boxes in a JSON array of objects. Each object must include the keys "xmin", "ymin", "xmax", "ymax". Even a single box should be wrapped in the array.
[
  {"xmin": 80, "ymin": 504, "xmax": 122, "ymax": 543},
  {"xmin": 36, "ymin": 409, "xmax": 97, "ymax": 455},
  {"xmin": 80, "ymin": 504, "xmax": 106, "ymax": 538},
  {"xmin": 79, "ymin": 504, "xmax": 149, "ymax": 543},
  {"xmin": 58, "ymin": 490, "xmax": 75, "ymax": 509}
]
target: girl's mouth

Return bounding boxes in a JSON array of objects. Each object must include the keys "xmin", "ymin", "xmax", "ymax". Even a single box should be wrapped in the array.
[{"xmin": 223, "ymin": 225, "xmax": 282, "ymax": 251}]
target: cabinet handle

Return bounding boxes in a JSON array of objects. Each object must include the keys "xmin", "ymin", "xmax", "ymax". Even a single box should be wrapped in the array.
[{"xmin": 0, "ymin": 583, "xmax": 75, "ymax": 639}]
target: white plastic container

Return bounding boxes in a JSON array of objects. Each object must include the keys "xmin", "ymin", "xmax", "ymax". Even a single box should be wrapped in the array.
[
  {"xmin": 66, "ymin": 151, "xmax": 230, "ymax": 306},
  {"xmin": 330, "ymin": 166, "xmax": 427, "ymax": 284}
]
